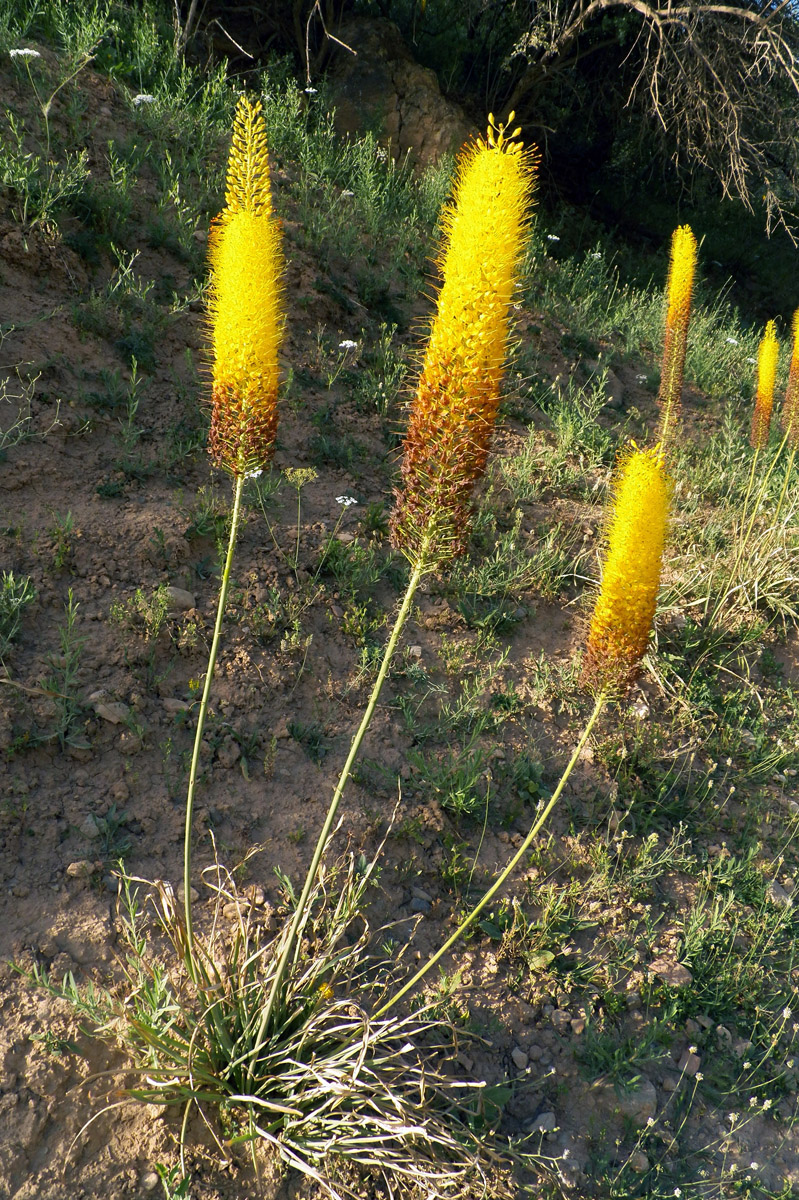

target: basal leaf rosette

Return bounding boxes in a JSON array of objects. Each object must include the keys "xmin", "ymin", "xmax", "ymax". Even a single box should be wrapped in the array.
[
  {"xmin": 391, "ymin": 115, "xmax": 537, "ymax": 569},
  {"xmin": 207, "ymin": 96, "xmax": 284, "ymax": 478},
  {"xmin": 583, "ymin": 446, "xmax": 672, "ymax": 693}
]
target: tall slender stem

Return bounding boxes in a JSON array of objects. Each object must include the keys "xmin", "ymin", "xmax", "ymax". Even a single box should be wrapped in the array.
[
  {"xmin": 252, "ymin": 557, "xmax": 427, "ymax": 1064},
  {"xmin": 183, "ymin": 474, "xmax": 245, "ymax": 969},
  {"xmin": 375, "ymin": 690, "xmax": 607, "ymax": 1018}
]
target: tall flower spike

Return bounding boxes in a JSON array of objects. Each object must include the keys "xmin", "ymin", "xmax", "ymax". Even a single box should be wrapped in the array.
[
  {"xmin": 390, "ymin": 116, "xmax": 537, "ymax": 568},
  {"xmin": 207, "ymin": 95, "xmax": 284, "ymax": 477},
  {"xmin": 781, "ymin": 308, "xmax": 799, "ymax": 448},
  {"xmin": 750, "ymin": 320, "xmax": 779, "ymax": 450},
  {"xmin": 582, "ymin": 447, "xmax": 671, "ymax": 693},
  {"xmin": 657, "ymin": 225, "xmax": 697, "ymax": 448}
]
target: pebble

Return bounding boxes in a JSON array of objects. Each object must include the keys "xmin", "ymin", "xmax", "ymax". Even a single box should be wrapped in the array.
[
  {"xmin": 80, "ymin": 814, "xmax": 102, "ymax": 839},
  {"xmin": 511, "ymin": 1047, "xmax": 529, "ymax": 1070},
  {"xmin": 408, "ymin": 644, "xmax": 422, "ymax": 658},
  {"xmin": 176, "ymin": 884, "xmax": 199, "ymax": 903},
  {"xmin": 411, "ymin": 886, "xmax": 432, "ymax": 902},
  {"xmin": 409, "ymin": 897, "xmax": 430, "ymax": 913},
  {"xmin": 163, "ymin": 697, "xmax": 190, "ymax": 713},
  {"xmin": 629, "ymin": 1151, "xmax": 650, "ymax": 1173},
  {"xmin": 66, "ymin": 860, "xmax": 95, "ymax": 879},
  {"xmin": 649, "ymin": 958, "xmax": 693, "ymax": 987},
  {"xmin": 165, "ymin": 585, "xmax": 196, "ymax": 611},
  {"xmin": 570, "ymin": 1017, "xmax": 586, "ymax": 1035},
  {"xmin": 141, "ymin": 1171, "xmax": 160, "ymax": 1191},
  {"xmin": 95, "ymin": 700, "xmax": 131, "ymax": 724},
  {"xmin": 551, "ymin": 1009, "xmax": 571, "ymax": 1033},
  {"xmin": 678, "ymin": 1050, "xmax": 702, "ymax": 1076},
  {"xmin": 613, "ymin": 1077, "xmax": 658, "ymax": 1124},
  {"xmin": 768, "ymin": 880, "xmax": 793, "ymax": 908},
  {"xmin": 528, "ymin": 1111, "xmax": 557, "ymax": 1134}
]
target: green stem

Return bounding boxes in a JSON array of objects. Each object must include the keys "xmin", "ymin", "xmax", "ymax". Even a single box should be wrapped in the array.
[
  {"xmin": 774, "ymin": 445, "xmax": 797, "ymax": 527},
  {"xmin": 252, "ymin": 556, "xmax": 427, "ymax": 1065},
  {"xmin": 183, "ymin": 474, "xmax": 245, "ymax": 972},
  {"xmin": 374, "ymin": 690, "xmax": 607, "ymax": 1018}
]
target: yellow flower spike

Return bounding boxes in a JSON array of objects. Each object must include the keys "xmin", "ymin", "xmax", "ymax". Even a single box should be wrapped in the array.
[
  {"xmin": 582, "ymin": 446, "xmax": 672, "ymax": 693},
  {"xmin": 207, "ymin": 95, "xmax": 284, "ymax": 478},
  {"xmin": 780, "ymin": 308, "xmax": 799, "ymax": 448},
  {"xmin": 657, "ymin": 225, "xmax": 697, "ymax": 448},
  {"xmin": 391, "ymin": 121, "xmax": 537, "ymax": 568},
  {"xmin": 750, "ymin": 319, "xmax": 779, "ymax": 450}
]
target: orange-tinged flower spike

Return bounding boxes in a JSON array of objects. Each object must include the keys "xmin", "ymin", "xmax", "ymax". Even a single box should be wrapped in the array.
[
  {"xmin": 781, "ymin": 308, "xmax": 799, "ymax": 448},
  {"xmin": 207, "ymin": 96, "xmax": 284, "ymax": 477},
  {"xmin": 750, "ymin": 320, "xmax": 779, "ymax": 450},
  {"xmin": 582, "ymin": 447, "xmax": 672, "ymax": 693},
  {"xmin": 391, "ymin": 115, "xmax": 537, "ymax": 567},
  {"xmin": 657, "ymin": 225, "xmax": 697, "ymax": 447}
]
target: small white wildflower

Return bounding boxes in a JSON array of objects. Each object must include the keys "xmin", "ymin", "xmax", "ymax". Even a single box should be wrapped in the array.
[
  {"xmin": 547, "ymin": 234, "xmax": 560, "ymax": 242},
  {"xmin": 689, "ymin": 1045, "xmax": 698, "ymax": 1054},
  {"xmin": 9, "ymin": 48, "xmax": 41, "ymax": 59},
  {"xmin": 749, "ymin": 1096, "xmax": 758, "ymax": 1107},
  {"xmin": 750, "ymin": 1161, "xmax": 759, "ymax": 1171},
  {"xmin": 562, "ymin": 1148, "xmax": 570, "ymax": 1159},
  {"xmin": 646, "ymin": 1117, "xmax": 656, "ymax": 1127},
  {"xmin": 762, "ymin": 1098, "xmax": 773, "ymax": 1110},
  {"xmin": 340, "ymin": 190, "xmax": 354, "ymax": 198},
  {"xmin": 728, "ymin": 1112, "xmax": 736, "ymax": 1123},
  {"xmin": 725, "ymin": 337, "xmax": 739, "ymax": 345},
  {"xmin": 783, "ymin": 1006, "xmax": 792, "ymax": 1020},
  {"xmin": 674, "ymin": 1189, "xmax": 682, "ymax": 1197},
  {"xmin": 133, "ymin": 93, "xmax": 155, "ymax": 106},
  {"xmin": 591, "ymin": 251, "xmax": 602, "ymax": 260},
  {"xmin": 636, "ymin": 374, "xmax": 647, "ymax": 382},
  {"xmin": 304, "ymin": 86, "xmax": 318, "ymax": 94},
  {"xmin": 339, "ymin": 339, "xmax": 358, "ymax": 350},
  {"xmin": 743, "ymin": 1060, "xmax": 751, "ymax": 1069},
  {"xmin": 695, "ymin": 1072, "xmax": 704, "ymax": 1081},
  {"xmin": 244, "ymin": 467, "xmax": 263, "ymax": 480},
  {"xmin": 336, "ymin": 495, "xmax": 357, "ymax": 507}
]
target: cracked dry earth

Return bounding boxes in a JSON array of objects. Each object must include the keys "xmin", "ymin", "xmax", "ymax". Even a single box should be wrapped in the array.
[{"xmin": 2, "ymin": 55, "xmax": 799, "ymax": 1200}]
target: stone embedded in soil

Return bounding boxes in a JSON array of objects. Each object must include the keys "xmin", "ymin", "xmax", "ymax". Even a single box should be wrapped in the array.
[
  {"xmin": 409, "ymin": 896, "xmax": 430, "ymax": 913},
  {"xmin": 648, "ymin": 958, "xmax": 693, "ymax": 987},
  {"xmin": 629, "ymin": 1151, "xmax": 650, "ymax": 1173},
  {"xmin": 551, "ymin": 1009, "xmax": 571, "ymax": 1033},
  {"xmin": 610, "ymin": 1077, "xmax": 658, "ymax": 1124},
  {"xmin": 79, "ymin": 814, "xmax": 102, "ymax": 839},
  {"xmin": 678, "ymin": 1050, "xmax": 702, "ymax": 1076},
  {"xmin": 165, "ymin": 585, "xmax": 196, "ymax": 611},
  {"xmin": 66, "ymin": 860, "xmax": 95, "ymax": 879},
  {"xmin": 528, "ymin": 1111, "xmax": 557, "ymax": 1133},
  {"xmin": 768, "ymin": 880, "xmax": 794, "ymax": 908},
  {"xmin": 511, "ymin": 1046, "xmax": 529, "ymax": 1070},
  {"xmin": 94, "ymin": 700, "xmax": 131, "ymax": 724},
  {"xmin": 162, "ymin": 697, "xmax": 190, "ymax": 713}
]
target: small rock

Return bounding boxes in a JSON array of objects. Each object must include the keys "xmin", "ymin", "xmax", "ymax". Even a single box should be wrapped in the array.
[
  {"xmin": 695, "ymin": 1013, "xmax": 714, "ymax": 1030},
  {"xmin": 678, "ymin": 1050, "xmax": 701, "ymax": 1076},
  {"xmin": 570, "ymin": 1017, "xmax": 586, "ymax": 1035},
  {"xmin": 176, "ymin": 883, "xmax": 199, "ymax": 903},
  {"xmin": 66, "ymin": 860, "xmax": 95, "ymax": 880},
  {"xmin": 163, "ymin": 697, "xmax": 190, "ymax": 714},
  {"xmin": 768, "ymin": 880, "xmax": 793, "ymax": 908},
  {"xmin": 527, "ymin": 1044, "xmax": 544, "ymax": 1061},
  {"xmin": 222, "ymin": 901, "xmax": 242, "ymax": 921},
  {"xmin": 79, "ymin": 814, "xmax": 102, "ymax": 839},
  {"xmin": 662, "ymin": 1074, "xmax": 681, "ymax": 1093},
  {"xmin": 408, "ymin": 644, "xmax": 422, "ymax": 658},
  {"xmin": 649, "ymin": 958, "xmax": 693, "ymax": 987},
  {"xmin": 141, "ymin": 1171, "xmax": 160, "ymax": 1192},
  {"xmin": 528, "ymin": 1111, "xmax": 557, "ymax": 1134},
  {"xmin": 511, "ymin": 1047, "xmax": 529, "ymax": 1070},
  {"xmin": 613, "ymin": 1077, "xmax": 658, "ymax": 1124},
  {"xmin": 245, "ymin": 884, "xmax": 266, "ymax": 906},
  {"xmin": 216, "ymin": 737, "xmax": 241, "ymax": 768},
  {"xmin": 411, "ymin": 886, "xmax": 432, "ymax": 902},
  {"xmin": 716, "ymin": 1024, "xmax": 733, "ymax": 1046},
  {"xmin": 551, "ymin": 1009, "xmax": 571, "ymax": 1033},
  {"xmin": 629, "ymin": 1151, "xmax": 650, "ymax": 1173},
  {"xmin": 94, "ymin": 700, "xmax": 130, "ymax": 724},
  {"xmin": 165, "ymin": 585, "xmax": 196, "ymax": 611},
  {"xmin": 733, "ymin": 1038, "xmax": 753, "ymax": 1059},
  {"xmin": 409, "ymin": 897, "xmax": 430, "ymax": 913}
]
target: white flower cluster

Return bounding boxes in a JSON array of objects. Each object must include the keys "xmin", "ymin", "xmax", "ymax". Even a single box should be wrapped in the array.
[
  {"xmin": 339, "ymin": 339, "xmax": 357, "ymax": 350},
  {"xmin": 10, "ymin": 48, "xmax": 41, "ymax": 59},
  {"xmin": 133, "ymin": 93, "xmax": 155, "ymax": 106},
  {"xmin": 336, "ymin": 495, "xmax": 358, "ymax": 507}
]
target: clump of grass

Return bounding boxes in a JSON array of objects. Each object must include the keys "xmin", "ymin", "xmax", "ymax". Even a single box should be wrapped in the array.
[{"xmin": 0, "ymin": 570, "xmax": 35, "ymax": 660}]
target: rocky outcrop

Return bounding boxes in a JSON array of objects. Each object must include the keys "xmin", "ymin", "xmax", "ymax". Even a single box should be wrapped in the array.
[{"xmin": 325, "ymin": 18, "xmax": 475, "ymax": 166}]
